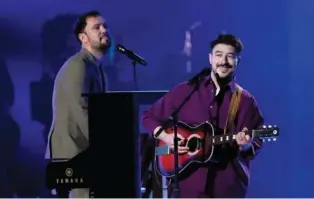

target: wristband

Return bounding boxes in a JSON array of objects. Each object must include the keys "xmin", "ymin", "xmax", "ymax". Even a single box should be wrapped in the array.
[{"xmin": 154, "ymin": 127, "xmax": 164, "ymax": 138}]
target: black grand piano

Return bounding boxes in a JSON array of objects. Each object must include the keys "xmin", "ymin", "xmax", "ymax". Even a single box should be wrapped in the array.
[{"xmin": 45, "ymin": 91, "xmax": 166, "ymax": 198}]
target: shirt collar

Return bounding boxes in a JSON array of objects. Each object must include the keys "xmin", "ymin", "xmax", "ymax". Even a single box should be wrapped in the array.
[
  {"xmin": 229, "ymin": 80, "xmax": 236, "ymax": 92},
  {"xmin": 204, "ymin": 75, "xmax": 237, "ymax": 93},
  {"xmin": 80, "ymin": 48, "xmax": 102, "ymax": 66}
]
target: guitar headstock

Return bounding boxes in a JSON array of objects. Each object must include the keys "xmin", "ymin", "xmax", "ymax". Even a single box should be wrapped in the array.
[{"xmin": 253, "ymin": 125, "xmax": 280, "ymax": 142}]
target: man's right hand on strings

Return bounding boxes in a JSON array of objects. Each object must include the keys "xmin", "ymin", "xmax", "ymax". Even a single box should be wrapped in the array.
[{"xmin": 154, "ymin": 127, "xmax": 189, "ymax": 154}]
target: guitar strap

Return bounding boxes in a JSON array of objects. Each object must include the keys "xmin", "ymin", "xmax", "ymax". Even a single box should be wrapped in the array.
[
  {"xmin": 223, "ymin": 84, "xmax": 243, "ymax": 134},
  {"xmin": 223, "ymin": 84, "xmax": 251, "ymax": 187}
]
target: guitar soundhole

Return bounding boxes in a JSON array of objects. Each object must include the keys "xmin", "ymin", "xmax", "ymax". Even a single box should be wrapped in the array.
[{"xmin": 187, "ymin": 138, "xmax": 200, "ymax": 152}]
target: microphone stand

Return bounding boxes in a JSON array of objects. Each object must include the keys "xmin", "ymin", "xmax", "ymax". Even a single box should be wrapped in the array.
[
  {"xmin": 132, "ymin": 61, "xmax": 138, "ymax": 90},
  {"xmin": 166, "ymin": 68, "xmax": 210, "ymax": 198}
]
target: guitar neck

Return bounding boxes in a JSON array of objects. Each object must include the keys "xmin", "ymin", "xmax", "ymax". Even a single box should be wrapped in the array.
[
  {"xmin": 211, "ymin": 131, "xmax": 253, "ymax": 145},
  {"xmin": 210, "ymin": 126, "xmax": 279, "ymax": 145}
]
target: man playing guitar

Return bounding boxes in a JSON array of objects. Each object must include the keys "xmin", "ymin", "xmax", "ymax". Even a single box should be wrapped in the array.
[{"xmin": 142, "ymin": 33, "xmax": 264, "ymax": 198}]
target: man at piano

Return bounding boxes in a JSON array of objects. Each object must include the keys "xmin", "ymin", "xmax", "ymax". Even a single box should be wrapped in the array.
[
  {"xmin": 45, "ymin": 10, "xmax": 110, "ymax": 198},
  {"xmin": 142, "ymin": 33, "xmax": 264, "ymax": 198}
]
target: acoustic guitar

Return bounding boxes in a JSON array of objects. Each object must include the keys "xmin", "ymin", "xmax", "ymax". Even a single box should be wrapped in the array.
[{"xmin": 155, "ymin": 121, "xmax": 279, "ymax": 177}]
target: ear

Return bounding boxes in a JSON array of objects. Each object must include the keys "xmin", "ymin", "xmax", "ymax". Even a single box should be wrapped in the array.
[
  {"xmin": 209, "ymin": 53, "xmax": 213, "ymax": 65},
  {"xmin": 79, "ymin": 32, "xmax": 87, "ymax": 43},
  {"xmin": 236, "ymin": 56, "xmax": 241, "ymax": 67}
]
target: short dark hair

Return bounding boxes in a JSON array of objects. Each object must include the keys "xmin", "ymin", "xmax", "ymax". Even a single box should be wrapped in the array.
[
  {"xmin": 73, "ymin": 10, "xmax": 101, "ymax": 43},
  {"xmin": 210, "ymin": 33, "xmax": 243, "ymax": 53}
]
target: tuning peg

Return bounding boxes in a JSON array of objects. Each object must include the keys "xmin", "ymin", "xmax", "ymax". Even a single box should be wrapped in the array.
[
  {"xmin": 262, "ymin": 139, "xmax": 265, "ymax": 142},
  {"xmin": 263, "ymin": 125, "xmax": 266, "ymax": 129},
  {"xmin": 268, "ymin": 138, "xmax": 271, "ymax": 142},
  {"xmin": 268, "ymin": 125, "xmax": 272, "ymax": 128},
  {"xmin": 273, "ymin": 138, "xmax": 276, "ymax": 141}
]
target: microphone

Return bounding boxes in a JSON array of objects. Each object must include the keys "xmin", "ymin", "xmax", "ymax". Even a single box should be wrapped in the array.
[{"xmin": 116, "ymin": 44, "xmax": 147, "ymax": 66}]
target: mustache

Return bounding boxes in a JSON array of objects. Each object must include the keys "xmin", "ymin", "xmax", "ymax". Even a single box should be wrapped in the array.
[
  {"xmin": 100, "ymin": 33, "xmax": 110, "ymax": 40},
  {"xmin": 218, "ymin": 64, "xmax": 233, "ymax": 68}
]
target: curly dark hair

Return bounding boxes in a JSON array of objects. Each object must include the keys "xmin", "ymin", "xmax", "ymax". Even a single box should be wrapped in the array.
[
  {"xmin": 73, "ymin": 10, "xmax": 101, "ymax": 43},
  {"xmin": 210, "ymin": 33, "xmax": 244, "ymax": 53}
]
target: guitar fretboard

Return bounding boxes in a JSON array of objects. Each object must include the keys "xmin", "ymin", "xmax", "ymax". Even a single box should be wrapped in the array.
[{"xmin": 210, "ymin": 134, "xmax": 237, "ymax": 145}]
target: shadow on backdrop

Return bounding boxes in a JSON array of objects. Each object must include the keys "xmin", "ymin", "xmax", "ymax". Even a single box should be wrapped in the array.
[
  {"xmin": 0, "ymin": 58, "xmax": 21, "ymax": 197},
  {"xmin": 0, "ymin": 17, "xmax": 49, "ymax": 198},
  {"xmin": 30, "ymin": 14, "xmax": 80, "ymax": 146},
  {"xmin": 26, "ymin": 14, "xmax": 82, "ymax": 197}
]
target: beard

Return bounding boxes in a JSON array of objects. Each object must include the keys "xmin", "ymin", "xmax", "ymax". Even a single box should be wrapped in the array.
[
  {"xmin": 213, "ymin": 64, "xmax": 235, "ymax": 87},
  {"xmin": 95, "ymin": 40, "xmax": 111, "ymax": 52},
  {"xmin": 90, "ymin": 35, "xmax": 111, "ymax": 52},
  {"xmin": 214, "ymin": 64, "xmax": 234, "ymax": 76},
  {"xmin": 100, "ymin": 37, "xmax": 112, "ymax": 51}
]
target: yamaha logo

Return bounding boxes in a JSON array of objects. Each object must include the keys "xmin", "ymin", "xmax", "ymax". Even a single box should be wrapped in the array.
[
  {"xmin": 65, "ymin": 168, "xmax": 73, "ymax": 177},
  {"xmin": 56, "ymin": 168, "xmax": 84, "ymax": 184}
]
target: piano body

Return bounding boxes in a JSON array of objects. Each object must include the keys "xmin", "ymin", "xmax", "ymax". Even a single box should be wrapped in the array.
[{"xmin": 46, "ymin": 91, "xmax": 167, "ymax": 198}]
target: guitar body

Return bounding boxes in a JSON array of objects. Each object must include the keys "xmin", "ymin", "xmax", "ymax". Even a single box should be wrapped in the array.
[
  {"xmin": 155, "ymin": 121, "xmax": 280, "ymax": 178},
  {"xmin": 155, "ymin": 121, "xmax": 215, "ymax": 178}
]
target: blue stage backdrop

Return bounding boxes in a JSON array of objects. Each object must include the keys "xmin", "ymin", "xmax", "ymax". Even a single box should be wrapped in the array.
[{"xmin": 0, "ymin": 0, "xmax": 313, "ymax": 197}]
